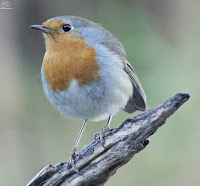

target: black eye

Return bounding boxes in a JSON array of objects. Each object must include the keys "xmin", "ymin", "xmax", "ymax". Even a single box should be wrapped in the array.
[{"xmin": 62, "ymin": 24, "xmax": 72, "ymax": 32}]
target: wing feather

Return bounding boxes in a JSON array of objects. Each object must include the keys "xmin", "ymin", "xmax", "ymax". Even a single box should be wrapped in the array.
[{"xmin": 122, "ymin": 60, "xmax": 147, "ymax": 112}]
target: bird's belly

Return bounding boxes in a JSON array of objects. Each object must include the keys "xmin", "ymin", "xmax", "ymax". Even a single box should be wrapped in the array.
[{"xmin": 41, "ymin": 68, "xmax": 133, "ymax": 121}]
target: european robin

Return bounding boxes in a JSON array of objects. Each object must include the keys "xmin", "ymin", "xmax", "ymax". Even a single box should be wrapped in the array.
[{"xmin": 30, "ymin": 15, "xmax": 147, "ymax": 167}]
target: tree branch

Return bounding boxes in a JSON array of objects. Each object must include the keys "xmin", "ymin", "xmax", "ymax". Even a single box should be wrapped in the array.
[{"xmin": 27, "ymin": 93, "xmax": 190, "ymax": 186}]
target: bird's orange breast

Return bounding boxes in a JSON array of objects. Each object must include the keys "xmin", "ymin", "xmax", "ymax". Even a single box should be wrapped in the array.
[{"xmin": 43, "ymin": 32, "xmax": 100, "ymax": 92}]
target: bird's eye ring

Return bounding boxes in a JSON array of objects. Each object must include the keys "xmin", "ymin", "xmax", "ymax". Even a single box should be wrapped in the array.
[{"xmin": 62, "ymin": 24, "xmax": 72, "ymax": 32}]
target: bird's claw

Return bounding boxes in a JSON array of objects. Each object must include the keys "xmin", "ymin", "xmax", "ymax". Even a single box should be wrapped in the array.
[
  {"xmin": 94, "ymin": 131, "xmax": 100, "ymax": 140},
  {"xmin": 94, "ymin": 126, "xmax": 111, "ymax": 148},
  {"xmin": 67, "ymin": 149, "xmax": 80, "ymax": 173}
]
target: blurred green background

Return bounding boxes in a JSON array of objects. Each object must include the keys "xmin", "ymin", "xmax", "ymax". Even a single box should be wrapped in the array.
[{"xmin": 0, "ymin": 0, "xmax": 199, "ymax": 185}]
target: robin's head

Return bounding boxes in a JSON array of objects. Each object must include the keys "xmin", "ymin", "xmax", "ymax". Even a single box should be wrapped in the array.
[{"xmin": 30, "ymin": 16, "xmax": 111, "ymax": 50}]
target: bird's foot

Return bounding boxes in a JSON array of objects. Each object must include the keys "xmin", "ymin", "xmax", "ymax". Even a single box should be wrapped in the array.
[
  {"xmin": 67, "ymin": 147, "xmax": 80, "ymax": 173},
  {"xmin": 94, "ymin": 126, "xmax": 111, "ymax": 148}
]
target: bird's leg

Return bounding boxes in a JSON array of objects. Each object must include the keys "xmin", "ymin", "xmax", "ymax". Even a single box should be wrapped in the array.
[
  {"xmin": 67, "ymin": 119, "xmax": 87, "ymax": 172},
  {"xmin": 95, "ymin": 115, "xmax": 113, "ymax": 147},
  {"xmin": 100, "ymin": 115, "xmax": 112, "ymax": 144}
]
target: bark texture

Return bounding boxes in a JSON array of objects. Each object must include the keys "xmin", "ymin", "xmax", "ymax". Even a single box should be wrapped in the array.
[{"xmin": 27, "ymin": 93, "xmax": 190, "ymax": 186}]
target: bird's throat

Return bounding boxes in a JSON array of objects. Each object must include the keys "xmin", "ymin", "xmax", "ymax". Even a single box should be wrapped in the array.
[{"xmin": 42, "ymin": 33, "xmax": 100, "ymax": 92}]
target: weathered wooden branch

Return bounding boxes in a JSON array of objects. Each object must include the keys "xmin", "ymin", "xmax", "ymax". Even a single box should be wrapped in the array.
[{"xmin": 27, "ymin": 93, "xmax": 190, "ymax": 186}]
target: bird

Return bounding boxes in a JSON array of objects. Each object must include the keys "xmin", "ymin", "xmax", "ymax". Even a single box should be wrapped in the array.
[{"xmin": 30, "ymin": 15, "xmax": 147, "ymax": 168}]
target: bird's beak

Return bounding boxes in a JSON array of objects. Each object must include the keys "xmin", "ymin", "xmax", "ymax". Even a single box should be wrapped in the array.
[{"xmin": 29, "ymin": 25, "xmax": 53, "ymax": 34}]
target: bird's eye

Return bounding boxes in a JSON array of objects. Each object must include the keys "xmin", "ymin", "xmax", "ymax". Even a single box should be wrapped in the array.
[{"xmin": 62, "ymin": 24, "xmax": 72, "ymax": 32}]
